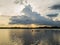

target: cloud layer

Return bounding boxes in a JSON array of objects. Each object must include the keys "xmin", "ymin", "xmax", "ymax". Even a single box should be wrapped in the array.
[
  {"xmin": 50, "ymin": 4, "xmax": 60, "ymax": 10},
  {"xmin": 0, "ymin": 0, "xmax": 60, "ymax": 26},
  {"xmin": 9, "ymin": 5, "xmax": 56, "ymax": 26}
]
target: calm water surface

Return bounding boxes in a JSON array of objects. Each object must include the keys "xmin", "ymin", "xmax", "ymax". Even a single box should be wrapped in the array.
[{"xmin": 0, "ymin": 29, "xmax": 60, "ymax": 45}]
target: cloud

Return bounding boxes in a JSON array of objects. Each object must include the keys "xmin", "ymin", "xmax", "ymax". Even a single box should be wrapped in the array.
[
  {"xmin": 14, "ymin": 0, "xmax": 28, "ymax": 5},
  {"xmin": 50, "ymin": 4, "xmax": 60, "ymax": 10},
  {"xmin": 9, "ymin": 5, "xmax": 56, "ymax": 26},
  {"xmin": 14, "ymin": 0, "xmax": 24, "ymax": 4},
  {"xmin": 0, "ymin": 0, "xmax": 60, "ymax": 17},
  {"xmin": 27, "ymin": 0, "xmax": 60, "ymax": 17},
  {"xmin": 47, "ymin": 13, "xmax": 58, "ymax": 17}
]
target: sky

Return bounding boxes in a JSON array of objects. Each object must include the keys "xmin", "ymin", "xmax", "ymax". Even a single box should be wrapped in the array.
[
  {"xmin": 0, "ymin": 0, "xmax": 60, "ymax": 20},
  {"xmin": 0, "ymin": 0, "xmax": 60, "ymax": 26},
  {"xmin": 0, "ymin": 0, "xmax": 24, "ymax": 16}
]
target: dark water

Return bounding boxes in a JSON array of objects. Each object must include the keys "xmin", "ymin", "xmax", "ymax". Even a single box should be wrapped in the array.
[{"xmin": 0, "ymin": 29, "xmax": 60, "ymax": 45}]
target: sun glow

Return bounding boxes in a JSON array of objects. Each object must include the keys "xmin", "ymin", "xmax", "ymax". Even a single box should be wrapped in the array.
[{"xmin": 30, "ymin": 24, "xmax": 37, "ymax": 28}]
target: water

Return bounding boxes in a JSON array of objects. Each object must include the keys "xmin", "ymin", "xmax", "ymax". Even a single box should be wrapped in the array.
[{"xmin": 0, "ymin": 29, "xmax": 60, "ymax": 45}]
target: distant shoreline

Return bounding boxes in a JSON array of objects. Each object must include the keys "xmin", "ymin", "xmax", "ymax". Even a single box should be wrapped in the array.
[{"xmin": 0, "ymin": 27, "xmax": 60, "ymax": 29}]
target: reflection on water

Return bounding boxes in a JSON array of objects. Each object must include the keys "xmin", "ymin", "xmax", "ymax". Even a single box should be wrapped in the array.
[{"xmin": 0, "ymin": 29, "xmax": 60, "ymax": 45}]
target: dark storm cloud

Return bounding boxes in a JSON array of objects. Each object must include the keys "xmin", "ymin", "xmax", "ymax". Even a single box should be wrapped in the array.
[
  {"xmin": 9, "ymin": 5, "xmax": 56, "ymax": 26},
  {"xmin": 50, "ymin": 4, "xmax": 60, "ymax": 10},
  {"xmin": 47, "ymin": 13, "xmax": 58, "ymax": 17}
]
